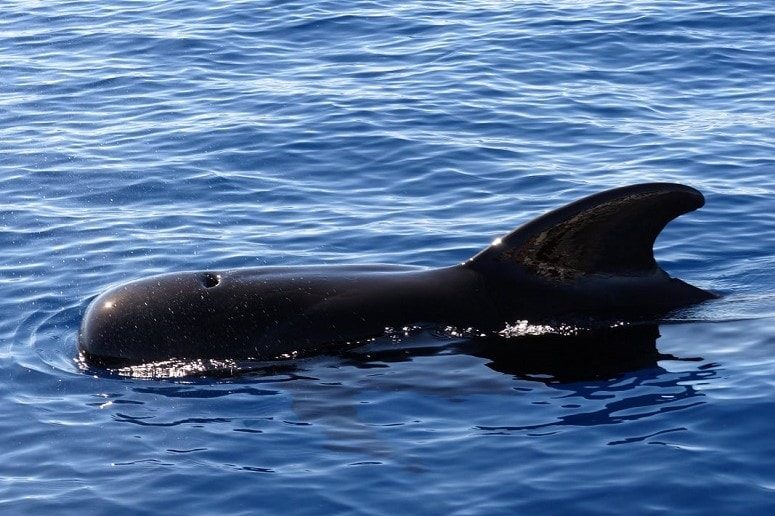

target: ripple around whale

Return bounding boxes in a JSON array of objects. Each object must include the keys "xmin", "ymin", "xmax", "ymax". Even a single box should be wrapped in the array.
[{"xmin": 1, "ymin": 0, "xmax": 775, "ymax": 514}]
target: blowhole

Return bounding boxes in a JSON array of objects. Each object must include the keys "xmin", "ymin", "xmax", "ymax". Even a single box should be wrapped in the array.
[{"xmin": 202, "ymin": 272, "xmax": 221, "ymax": 288}]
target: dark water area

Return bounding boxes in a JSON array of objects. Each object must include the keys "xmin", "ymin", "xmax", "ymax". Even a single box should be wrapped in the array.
[{"xmin": 1, "ymin": 1, "xmax": 774, "ymax": 513}]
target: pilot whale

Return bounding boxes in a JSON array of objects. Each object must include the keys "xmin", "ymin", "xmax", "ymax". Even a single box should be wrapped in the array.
[{"xmin": 79, "ymin": 183, "xmax": 717, "ymax": 366}]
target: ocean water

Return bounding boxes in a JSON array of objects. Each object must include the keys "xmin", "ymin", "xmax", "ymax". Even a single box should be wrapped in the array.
[{"xmin": 1, "ymin": 1, "xmax": 774, "ymax": 513}]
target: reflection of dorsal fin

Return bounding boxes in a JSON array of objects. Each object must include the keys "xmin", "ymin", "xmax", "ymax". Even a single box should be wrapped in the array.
[{"xmin": 466, "ymin": 183, "xmax": 705, "ymax": 280}]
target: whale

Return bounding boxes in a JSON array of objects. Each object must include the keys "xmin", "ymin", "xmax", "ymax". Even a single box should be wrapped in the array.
[{"xmin": 78, "ymin": 183, "xmax": 718, "ymax": 366}]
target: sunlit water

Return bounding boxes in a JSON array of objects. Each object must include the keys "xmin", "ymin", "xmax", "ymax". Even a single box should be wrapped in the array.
[{"xmin": 1, "ymin": 1, "xmax": 774, "ymax": 513}]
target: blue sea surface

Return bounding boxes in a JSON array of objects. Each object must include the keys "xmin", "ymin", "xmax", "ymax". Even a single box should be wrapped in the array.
[{"xmin": 1, "ymin": 1, "xmax": 774, "ymax": 513}]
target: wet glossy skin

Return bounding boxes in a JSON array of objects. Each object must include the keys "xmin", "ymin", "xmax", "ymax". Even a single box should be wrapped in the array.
[
  {"xmin": 79, "ymin": 265, "xmax": 492, "ymax": 364},
  {"xmin": 80, "ymin": 265, "xmax": 712, "ymax": 365},
  {"xmin": 79, "ymin": 184, "xmax": 718, "ymax": 365}
]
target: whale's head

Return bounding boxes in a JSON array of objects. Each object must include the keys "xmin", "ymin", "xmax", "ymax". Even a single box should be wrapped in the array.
[{"xmin": 78, "ymin": 271, "xmax": 249, "ymax": 365}]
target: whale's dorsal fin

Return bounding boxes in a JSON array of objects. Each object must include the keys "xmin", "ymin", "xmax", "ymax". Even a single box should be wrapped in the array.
[{"xmin": 466, "ymin": 183, "xmax": 705, "ymax": 280}]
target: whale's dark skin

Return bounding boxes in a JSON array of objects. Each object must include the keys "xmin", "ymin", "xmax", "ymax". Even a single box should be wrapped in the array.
[{"xmin": 79, "ymin": 183, "xmax": 718, "ymax": 366}]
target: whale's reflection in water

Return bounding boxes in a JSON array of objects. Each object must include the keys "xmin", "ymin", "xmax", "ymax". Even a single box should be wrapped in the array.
[
  {"xmin": 455, "ymin": 323, "xmax": 697, "ymax": 384},
  {"xmin": 340, "ymin": 322, "xmax": 707, "ymax": 385},
  {"xmin": 107, "ymin": 323, "xmax": 718, "ymax": 459},
  {"xmin": 106, "ymin": 322, "xmax": 715, "ymax": 390},
  {"xmin": 325, "ymin": 323, "xmax": 717, "ymax": 447}
]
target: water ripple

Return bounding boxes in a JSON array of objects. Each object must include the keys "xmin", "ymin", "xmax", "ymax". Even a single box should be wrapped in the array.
[{"xmin": 1, "ymin": 0, "xmax": 773, "ymax": 513}]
